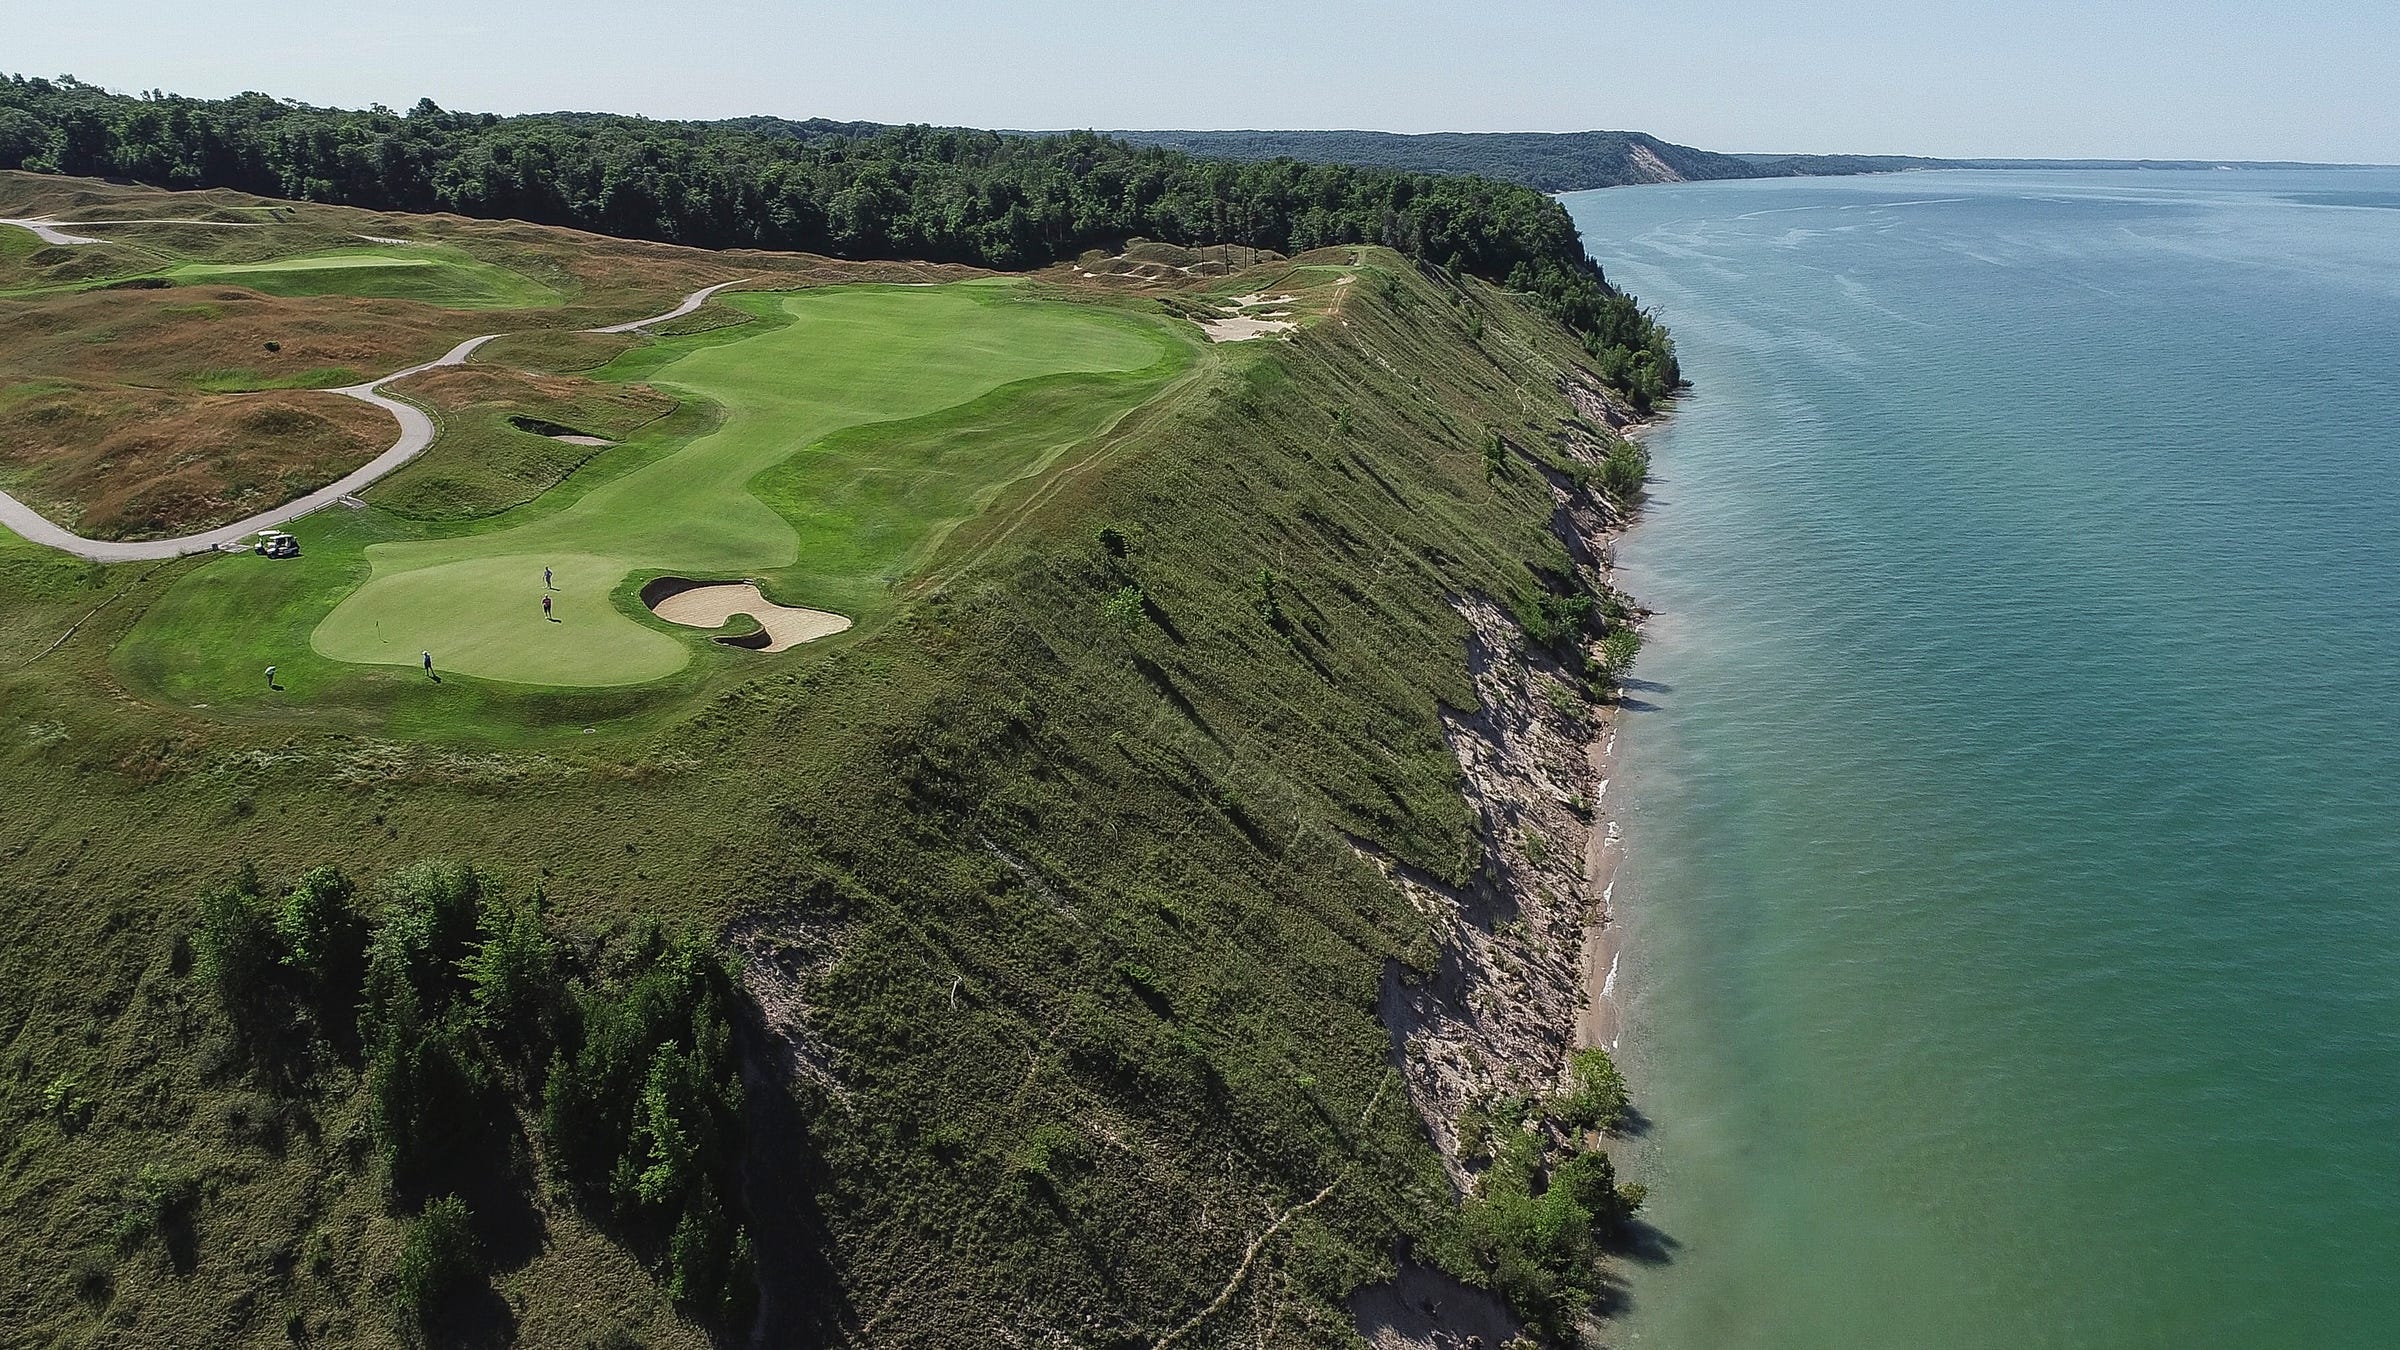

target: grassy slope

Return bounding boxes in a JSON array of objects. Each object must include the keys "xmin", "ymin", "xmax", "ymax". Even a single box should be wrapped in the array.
[
  {"xmin": 157, "ymin": 246, "xmax": 568, "ymax": 310},
  {"xmin": 367, "ymin": 364, "xmax": 679, "ymax": 523},
  {"xmin": 0, "ymin": 246, "xmax": 1627, "ymax": 1347}
]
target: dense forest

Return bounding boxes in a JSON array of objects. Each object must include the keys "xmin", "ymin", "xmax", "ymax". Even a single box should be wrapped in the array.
[
  {"xmin": 1091, "ymin": 131, "xmax": 1955, "ymax": 192},
  {"xmin": 1102, "ymin": 128, "xmax": 1768, "ymax": 192},
  {"xmin": 0, "ymin": 76, "xmax": 1679, "ymax": 400}
]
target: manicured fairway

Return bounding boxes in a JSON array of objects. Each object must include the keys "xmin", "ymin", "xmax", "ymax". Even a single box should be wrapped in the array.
[
  {"xmin": 161, "ymin": 246, "xmax": 562, "ymax": 309},
  {"xmin": 309, "ymin": 283, "xmax": 1182, "ymax": 686}
]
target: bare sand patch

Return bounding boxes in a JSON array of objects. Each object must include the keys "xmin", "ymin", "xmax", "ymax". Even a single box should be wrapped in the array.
[
  {"xmin": 642, "ymin": 578, "xmax": 850, "ymax": 652},
  {"xmin": 1200, "ymin": 291, "xmax": 1303, "ymax": 343}
]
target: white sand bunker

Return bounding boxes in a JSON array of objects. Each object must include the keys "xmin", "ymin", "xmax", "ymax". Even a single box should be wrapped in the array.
[
  {"xmin": 1201, "ymin": 292, "xmax": 1301, "ymax": 343},
  {"xmin": 643, "ymin": 579, "xmax": 851, "ymax": 652}
]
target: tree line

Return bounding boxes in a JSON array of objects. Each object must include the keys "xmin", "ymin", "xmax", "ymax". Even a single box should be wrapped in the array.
[{"xmin": 0, "ymin": 75, "xmax": 1676, "ymax": 396}]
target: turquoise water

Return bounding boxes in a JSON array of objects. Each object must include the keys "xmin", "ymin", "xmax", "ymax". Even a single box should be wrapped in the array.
[{"xmin": 1563, "ymin": 171, "xmax": 2400, "ymax": 1349}]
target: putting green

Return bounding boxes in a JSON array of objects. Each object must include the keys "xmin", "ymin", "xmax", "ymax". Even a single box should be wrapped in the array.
[
  {"xmin": 161, "ymin": 247, "xmax": 563, "ymax": 309},
  {"xmin": 310, "ymin": 283, "xmax": 1180, "ymax": 686}
]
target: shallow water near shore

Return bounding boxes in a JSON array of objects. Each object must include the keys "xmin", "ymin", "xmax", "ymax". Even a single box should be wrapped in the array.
[{"xmin": 1564, "ymin": 170, "xmax": 2400, "ymax": 1350}]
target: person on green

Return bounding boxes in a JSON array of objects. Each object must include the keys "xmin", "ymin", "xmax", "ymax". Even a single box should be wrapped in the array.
[
  {"xmin": 421, "ymin": 650, "xmax": 433, "ymax": 678},
  {"xmin": 265, "ymin": 665, "xmax": 277, "ymax": 689}
]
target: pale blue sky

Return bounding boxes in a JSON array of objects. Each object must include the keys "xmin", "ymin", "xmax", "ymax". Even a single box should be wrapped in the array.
[{"xmin": 5, "ymin": 0, "xmax": 2394, "ymax": 161}]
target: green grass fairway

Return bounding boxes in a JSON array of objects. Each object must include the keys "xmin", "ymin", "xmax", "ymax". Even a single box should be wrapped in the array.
[
  {"xmin": 160, "ymin": 246, "xmax": 563, "ymax": 309},
  {"xmin": 308, "ymin": 283, "xmax": 1183, "ymax": 686}
]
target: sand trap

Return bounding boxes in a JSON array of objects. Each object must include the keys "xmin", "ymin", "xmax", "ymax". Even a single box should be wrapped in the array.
[
  {"xmin": 643, "ymin": 579, "xmax": 850, "ymax": 652},
  {"xmin": 549, "ymin": 434, "xmax": 613, "ymax": 447},
  {"xmin": 1201, "ymin": 315, "xmax": 1298, "ymax": 342},
  {"xmin": 1201, "ymin": 291, "xmax": 1305, "ymax": 342}
]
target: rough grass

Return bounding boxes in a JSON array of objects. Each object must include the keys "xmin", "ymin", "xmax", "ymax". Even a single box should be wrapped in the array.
[
  {"xmin": 370, "ymin": 366, "xmax": 679, "ymax": 522},
  {"xmin": 0, "ymin": 243, "xmax": 1637, "ymax": 1347},
  {"xmin": 0, "ymin": 384, "xmax": 395, "ymax": 538}
]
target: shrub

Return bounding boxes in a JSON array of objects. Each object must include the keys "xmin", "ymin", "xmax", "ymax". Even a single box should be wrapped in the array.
[
  {"xmin": 1592, "ymin": 627, "xmax": 1641, "ymax": 681},
  {"xmin": 194, "ymin": 872, "xmax": 281, "ymax": 1032},
  {"xmin": 1596, "ymin": 442, "xmax": 1649, "ymax": 504},
  {"xmin": 394, "ymin": 1195, "xmax": 482, "ymax": 1340},
  {"xmin": 275, "ymin": 866, "xmax": 367, "ymax": 1024},
  {"xmin": 111, "ymin": 1163, "xmax": 200, "ymax": 1252},
  {"xmin": 1253, "ymin": 568, "xmax": 1287, "ymax": 633},
  {"xmin": 1554, "ymin": 1046, "xmax": 1630, "ymax": 1134},
  {"xmin": 1103, "ymin": 585, "xmax": 1146, "ymax": 630}
]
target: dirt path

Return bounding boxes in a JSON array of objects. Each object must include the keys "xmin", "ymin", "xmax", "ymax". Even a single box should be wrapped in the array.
[{"xmin": 0, "ymin": 280, "xmax": 747, "ymax": 562}]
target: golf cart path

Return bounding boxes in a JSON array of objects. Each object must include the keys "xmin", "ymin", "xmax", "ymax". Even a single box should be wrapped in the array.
[
  {"xmin": 0, "ymin": 216, "xmax": 267, "ymax": 246},
  {"xmin": 0, "ymin": 280, "xmax": 750, "ymax": 562},
  {"xmin": 585, "ymin": 278, "xmax": 750, "ymax": 332}
]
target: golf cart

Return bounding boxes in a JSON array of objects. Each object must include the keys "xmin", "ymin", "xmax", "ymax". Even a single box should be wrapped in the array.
[{"xmin": 252, "ymin": 530, "xmax": 300, "ymax": 559}]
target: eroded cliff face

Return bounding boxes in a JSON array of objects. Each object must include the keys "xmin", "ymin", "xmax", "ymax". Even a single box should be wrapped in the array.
[
  {"xmin": 1370, "ymin": 593, "xmax": 1605, "ymax": 1188},
  {"xmin": 1353, "ymin": 426, "xmax": 1642, "ymax": 1349},
  {"xmin": 1383, "ymin": 388, "xmax": 1636, "ymax": 1183}
]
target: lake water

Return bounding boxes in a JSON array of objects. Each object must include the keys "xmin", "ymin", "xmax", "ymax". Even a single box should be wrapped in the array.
[{"xmin": 1562, "ymin": 170, "xmax": 2400, "ymax": 1349}]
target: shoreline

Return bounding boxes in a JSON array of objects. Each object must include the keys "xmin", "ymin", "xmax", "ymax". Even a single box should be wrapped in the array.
[
  {"xmin": 1574, "ymin": 716, "xmax": 1629, "ymax": 1053},
  {"xmin": 1566, "ymin": 395, "xmax": 1663, "ymax": 1064}
]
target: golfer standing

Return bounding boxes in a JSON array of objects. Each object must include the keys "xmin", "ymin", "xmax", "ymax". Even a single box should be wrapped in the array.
[
  {"xmin": 542, "ymin": 593, "xmax": 553, "ymax": 618},
  {"xmin": 422, "ymin": 650, "xmax": 433, "ymax": 677},
  {"xmin": 544, "ymin": 566, "xmax": 553, "ymax": 589}
]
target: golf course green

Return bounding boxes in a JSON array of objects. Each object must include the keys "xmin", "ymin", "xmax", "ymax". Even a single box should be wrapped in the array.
[{"xmin": 304, "ymin": 282, "xmax": 1184, "ymax": 686}]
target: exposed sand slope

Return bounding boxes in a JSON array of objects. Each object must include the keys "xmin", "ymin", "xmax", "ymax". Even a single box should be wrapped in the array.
[{"xmin": 1200, "ymin": 292, "xmax": 1301, "ymax": 343}]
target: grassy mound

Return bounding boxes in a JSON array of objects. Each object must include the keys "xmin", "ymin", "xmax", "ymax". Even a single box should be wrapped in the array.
[
  {"xmin": 370, "ymin": 366, "xmax": 678, "ymax": 523},
  {"xmin": 159, "ymin": 246, "xmax": 565, "ymax": 310}
]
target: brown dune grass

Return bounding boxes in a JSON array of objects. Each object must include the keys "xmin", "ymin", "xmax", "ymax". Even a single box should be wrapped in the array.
[{"xmin": 0, "ymin": 384, "xmax": 395, "ymax": 538}]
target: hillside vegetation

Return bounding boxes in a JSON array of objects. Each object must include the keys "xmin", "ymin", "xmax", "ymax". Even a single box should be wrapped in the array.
[{"xmin": 2, "ymin": 200, "xmax": 1659, "ymax": 1344}]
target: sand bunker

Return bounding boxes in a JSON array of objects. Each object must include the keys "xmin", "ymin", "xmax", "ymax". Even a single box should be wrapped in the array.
[
  {"xmin": 642, "ymin": 578, "xmax": 851, "ymax": 652},
  {"xmin": 1201, "ymin": 292, "xmax": 1302, "ymax": 343}
]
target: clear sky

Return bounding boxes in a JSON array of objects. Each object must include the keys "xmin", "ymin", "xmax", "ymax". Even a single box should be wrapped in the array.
[{"xmin": 7, "ymin": 0, "xmax": 2395, "ymax": 162}]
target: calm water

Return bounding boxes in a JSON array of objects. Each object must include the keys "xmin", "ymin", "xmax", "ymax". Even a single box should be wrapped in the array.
[{"xmin": 1564, "ymin": 171, "xmax": 2400, "ymax": 1349}]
